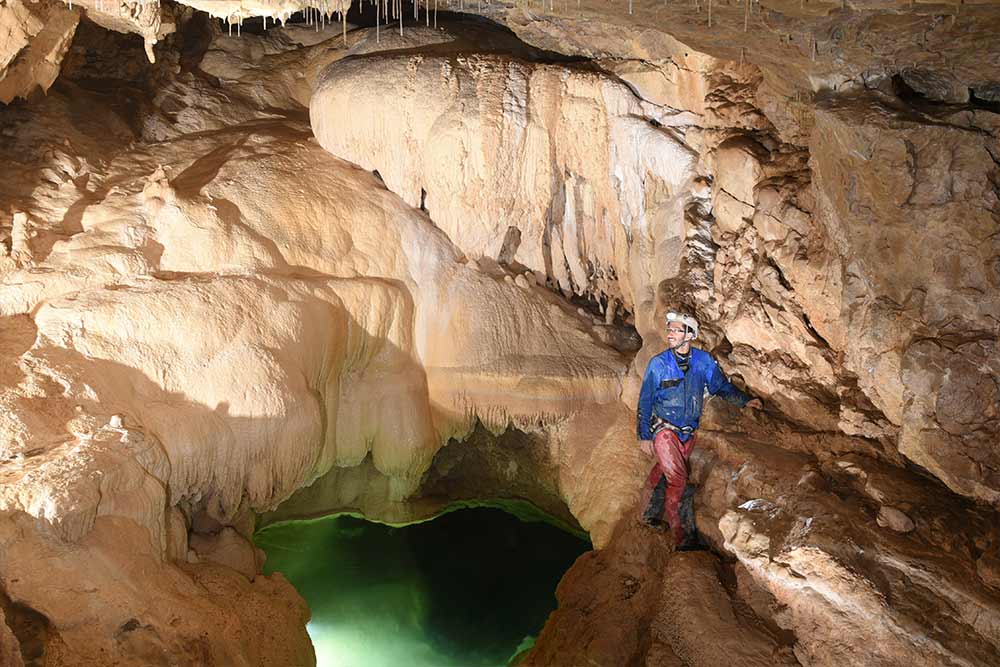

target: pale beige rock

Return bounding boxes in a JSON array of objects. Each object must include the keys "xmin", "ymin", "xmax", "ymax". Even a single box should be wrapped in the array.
[
  {"xmin": 713, "ymin": 188, "xmax": 754, "ymax": 235},
  {"xmin": 8, "ymin": 211, "xmax": 32, "ymax": 266},
  {"xmin": 876, "ymin": 505, "xmax": 915, "ymax": 533},
  {"xmin": 0, "ymin": 28, "xmax": 637, "ymax": 662},
  {"xmin": 184, "ymin": 0, "xmax": 348, "ymax": 25},
  {"xmin": 0, "ymin": 0, "xmax": 79, "ymax": 103},
  {"xmin": 311, "ymin": 52, "xmax": 701, "ymax": 344},
  {"xmin": 593, "ymin": 36, "xmax": 721, "ymax": 119},
  {"xmin": 712, "ymin": 135, "xmax": 766, "ymax": 224},
  {"xmin": 0, "ymin": 27, "xmax": 640, "ymax": 663},
  {"xmin": 165, "ymin": 507, "xmax": 189, "ymax": 562}
]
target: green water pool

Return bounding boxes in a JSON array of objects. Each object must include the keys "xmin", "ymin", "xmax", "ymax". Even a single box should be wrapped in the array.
[{"xmin": 255, "ymin": 506, "xmax": 590, "ymax": 667}]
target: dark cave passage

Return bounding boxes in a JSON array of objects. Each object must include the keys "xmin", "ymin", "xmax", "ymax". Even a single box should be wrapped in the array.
[{"xmin": 255, "ymin": 507, "xmax": 590, "ymax": 667}]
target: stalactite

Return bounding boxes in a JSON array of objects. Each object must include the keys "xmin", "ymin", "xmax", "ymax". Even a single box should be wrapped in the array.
[
  {"xmin": 708, "ymin": 0, "xmax": 712, "ymax": 26},
  {"xmin": 744, "ymin": 0, "xmax": 748, "ymax": 30}
]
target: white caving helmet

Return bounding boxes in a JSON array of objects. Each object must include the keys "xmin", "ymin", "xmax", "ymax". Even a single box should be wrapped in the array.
[{"xmin": 665, "ymin": 311, "xmax": 699, "ymax": 339}]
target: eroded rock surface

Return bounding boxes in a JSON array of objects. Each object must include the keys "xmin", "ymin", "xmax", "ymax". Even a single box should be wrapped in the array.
[
  {"xmin": 0, "ymin": 0, "xmax": 79, "ymax": 103},
  {"xmin": 0, "ymin": 6, "xmax": 998, "ymax": 667},
  {"xmin": 0, "ymin": 17, "xmax": 629, "ymax": 664},
  {"xmin": 312, "ymin": 50, "xmax": 700, "ymax": 341},
  {"xmin": 524, "ymin": 517, "xmax": 798, "ymax": 667}
]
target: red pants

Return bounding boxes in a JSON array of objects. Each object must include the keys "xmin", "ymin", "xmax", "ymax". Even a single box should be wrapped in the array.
[{"xmin": 644, "ymin": 429, "xmax": 696, "ymax": 544}]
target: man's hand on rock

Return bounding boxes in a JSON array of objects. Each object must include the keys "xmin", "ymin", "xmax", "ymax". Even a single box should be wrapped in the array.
[
  {"xmin": 640, "ymin": 440, "xmax": 653, "ymax": 458},
  {"xmin": 746, "ymin": 398, "xmax": 763, "ymax": 410}
]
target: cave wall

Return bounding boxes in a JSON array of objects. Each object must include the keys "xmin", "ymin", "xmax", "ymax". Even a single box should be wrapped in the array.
[{"xmin": 0, "ymin": 1, "xmax": 998, "ymax": 665}]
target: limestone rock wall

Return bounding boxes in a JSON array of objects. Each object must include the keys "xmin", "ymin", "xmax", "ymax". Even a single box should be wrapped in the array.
[
  {"xmin": 0, "ymin": 0, "xmax": 79, "ymax": 103},
  {"xmin": 809, "ymin": 95, "xmax": 1000, "ymax": 503},
  {"xmin": 530, "ymin": 426, "xmax": 1000, "ymax": 667},
  {"xmin": 307, "ymin": 7, "xmax": 1000, "ymax": 508},
  {"xmin": 302, "ymin": 16, "xmax": 1000, "ymax": 665},
  {"xmin": 481, "ymin": 1, "xmax": 1000, "ymax": 506},
  {"xmin": 0, "ymin": 20, "xmax": 632, "ymax": 663},
  {"xmin": 312, "ymin": 50, "xmax": 701, "ymax": 343},
  {"xmin": 0, "ymin": 6, "xmax": 998, "ymax": 666}
]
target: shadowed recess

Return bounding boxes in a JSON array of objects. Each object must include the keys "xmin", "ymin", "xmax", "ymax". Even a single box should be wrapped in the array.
[{"xmin": 255, "ymin": 507, "xmax": 590, "ymax": 667}]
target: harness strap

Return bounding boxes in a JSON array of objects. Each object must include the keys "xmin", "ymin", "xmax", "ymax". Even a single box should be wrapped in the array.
[{"xmin": 650, "ymin": 415, "xmax": 694, "ymax": 436}]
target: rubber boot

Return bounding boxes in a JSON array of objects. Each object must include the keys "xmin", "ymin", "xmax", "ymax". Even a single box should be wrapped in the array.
[
  {"xmin": 674, "ymin": 484, "xmax": 707, "ymax": 551},
  {"xmin": 642, "ymin": 474, "xmax": 667, "ymax": 528}
]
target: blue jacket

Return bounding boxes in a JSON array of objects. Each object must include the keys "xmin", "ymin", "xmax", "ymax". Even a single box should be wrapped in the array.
[{"xmin": 636, "ymin": 347, "xmax": 750, "ymax": 441}]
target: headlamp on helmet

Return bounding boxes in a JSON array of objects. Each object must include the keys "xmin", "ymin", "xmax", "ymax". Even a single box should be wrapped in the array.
[{"xmin": 665, "ymin": 311, "xmax": 699, "ymax": 339}]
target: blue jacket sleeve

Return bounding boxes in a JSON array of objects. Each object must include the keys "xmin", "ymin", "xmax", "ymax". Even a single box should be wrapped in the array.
[
  {"xmin": 636, "ymin": 358, "xmax": 659, "ymax": 440},
  {"xmin": 706, "ymin": 357, "xmax": 751, "ymax": 407}
]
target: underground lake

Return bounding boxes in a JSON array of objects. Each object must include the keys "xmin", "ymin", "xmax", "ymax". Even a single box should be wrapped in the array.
[{"xmin": 254, "ymin": 506, "xmax": 591, "ymax": 667}]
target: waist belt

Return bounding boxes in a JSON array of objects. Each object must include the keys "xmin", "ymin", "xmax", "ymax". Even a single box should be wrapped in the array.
[{"xmin": 651, "ymin": 415, "xmax": 694, "ymax": 436}]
